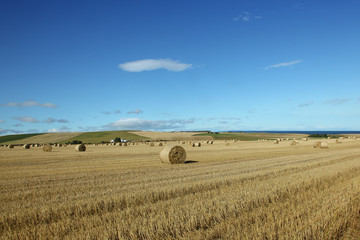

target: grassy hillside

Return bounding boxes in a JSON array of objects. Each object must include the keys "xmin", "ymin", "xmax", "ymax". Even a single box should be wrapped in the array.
[
  {"xmin": 65, "ymin": 131, "xmax": 149, "ymax": 143},
  {"xmin": 0, "ymin": 133, "xmax": 44, "ymax": 144}
]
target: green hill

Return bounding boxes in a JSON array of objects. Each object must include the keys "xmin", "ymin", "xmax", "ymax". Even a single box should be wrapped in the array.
[
  {"xmin": 0, "ymin": 133, "xmax": 44, "ymax": 144},
  {"xmin": 64, "ymin": 131, "xmax": 149, "ymax": 143}
]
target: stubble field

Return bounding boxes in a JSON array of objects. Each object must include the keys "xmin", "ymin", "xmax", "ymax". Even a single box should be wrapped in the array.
[{"xmin": 1, "ymin": 137, "xmax": 360, "ymax": 239}]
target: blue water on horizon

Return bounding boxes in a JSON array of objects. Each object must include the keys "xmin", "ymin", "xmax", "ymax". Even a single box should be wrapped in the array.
[{"xmin": 226, "ymin": 130, "xmax": 360, "ymax": 135}]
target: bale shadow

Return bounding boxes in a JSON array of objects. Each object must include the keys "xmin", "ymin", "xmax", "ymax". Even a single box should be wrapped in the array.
[{"xmin": 185, "ymin": 160, "xmax": 199, "ymax": 164}]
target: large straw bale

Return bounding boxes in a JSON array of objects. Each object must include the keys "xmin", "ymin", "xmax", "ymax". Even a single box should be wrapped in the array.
[
  {"xmin": 75, "ymin": 144, "xmax": 86, "ymax": 152},
  {"xmin": 8, "ymin": 144, "xmax": 14, "ymax": 149},
  {"xmin": 43, "ymin": 144, "xmax": 52, "ymax": 152},
  {"xmin": 160, "ymin": 145, "xmax": 186, "ymax": 164}
]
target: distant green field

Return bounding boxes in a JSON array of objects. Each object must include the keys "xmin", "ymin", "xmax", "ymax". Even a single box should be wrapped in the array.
[
  {"xmin": 65, "ymin": 131, "xmax": 149, "ymax": 143},
  {"xmin": 0, "ymin": 133, "xmax": 44, "ymax": 144}
]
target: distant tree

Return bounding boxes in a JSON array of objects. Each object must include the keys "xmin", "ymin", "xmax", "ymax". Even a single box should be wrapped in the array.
[
  {"xmin": 308, "ymin": 134, "xmax": 328, "ymax": 138},
  {"xmin": 71, "ymin": 140, "xmax": 82, "ymax": 144},
  {"xmin": 114, "ymin": 137, "xmax": 121, "ymax": 143}
]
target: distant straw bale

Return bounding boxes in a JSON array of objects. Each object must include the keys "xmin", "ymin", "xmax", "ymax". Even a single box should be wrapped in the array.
[
  {"xmin": 274, "ymin": 140, "xmax": 279, "ymax": 144},
  {"xmin": 150, "ymin": 142, "xmax": 155, "ymax": 147},
  {"xmin": 313, "ymin": 141, "xmax": 329, "ymax": 149},
  {"xmin": 75, "ymin": 144, "xmax": 86, "ymax": 152},
  {"xmin": 290, "ymin": 140, "xmax": 298, "ymax": 146},
  {"xmin": 158, "ymin": 142, "xmax": 163, "ymax": 146},
  {"xmin": 43, "ymin": 144, "xmax": 52, "ymax": 152},
  {"xmin": 24, "ymin": 144, "xmax": 31, "ymax": 149},
  {"xmin": 8, "ymin": 144, "xmax": 14, "ymax": 149},
  {"xmin": 159, "ymin": 145, "xmax": 186, "ymax": 164}
]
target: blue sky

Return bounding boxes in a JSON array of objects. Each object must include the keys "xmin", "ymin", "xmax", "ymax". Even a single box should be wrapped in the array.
[{"xmin": 1, "ymin": 0, "xmax": 360, "ymax": 135}]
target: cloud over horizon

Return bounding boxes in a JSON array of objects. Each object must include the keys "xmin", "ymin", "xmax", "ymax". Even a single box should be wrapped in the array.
[
  {"xmin": 127, "ymin": 109, "xmax": 143, "ymax": 114},
  {"xmin": 1, "ymin": 100, "xmax": 58, "ymax": 108},
  {"xmin": 119, "ymin": 59, "xmax": 192, "ymax": 72},
  {"xmin": 264, "ymin": 60, "xmax": 302, "ymax": 70},
  {"xmin": 106, "ymin": 118, "xmax": 195, "ymax": 130},
  {"xmin": 12, "ymin": 116, "xmax": 39, "ymax": 123},
  {"xmin": 43, "ymin": 118, "xmax": 70, "ymax": 124}
]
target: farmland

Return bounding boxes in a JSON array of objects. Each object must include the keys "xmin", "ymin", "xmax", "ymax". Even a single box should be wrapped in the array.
[{"xmin": 0, "ymin": 133, "xmax": 360, "ymax": 239}]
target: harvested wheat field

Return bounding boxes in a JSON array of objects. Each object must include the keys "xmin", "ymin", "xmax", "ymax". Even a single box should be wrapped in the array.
[{"xmin": 1, "ymin": 137, "xmax": 360, "ymax": 239}]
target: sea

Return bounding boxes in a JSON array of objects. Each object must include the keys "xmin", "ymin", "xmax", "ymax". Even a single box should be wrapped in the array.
[{"xmin": 228, "ymin": 131, "xmax": 360, "ymax": 135}]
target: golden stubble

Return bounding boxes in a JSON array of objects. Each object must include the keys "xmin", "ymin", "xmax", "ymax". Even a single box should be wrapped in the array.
[{"xmin": 0, "ymin": 138, "xmax": 359, "ymax": 239}]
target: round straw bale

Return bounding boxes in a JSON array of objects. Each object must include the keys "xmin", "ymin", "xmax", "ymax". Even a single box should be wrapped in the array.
[
  {"xmin": 24, "ymin": 144, "xmax": 31, "ymax": 149},
  {"xmin": 43, "ymin": 144, "xmax": 52, "ymax": 152},
  {"xmin": 75, "ymin": 144, "xmax": 86, "ymax": 152},
  {"xmin": 123, "ymin": 142, "xmax": 128, "ymax": 146},
  {"xmin": 8, "ymin": 144, "xmax": 14, "ymax": 149},
  {"xmin": 158, "ymin": 142, "xmax": 163, "ymax": 146},
  {"xmin": 290, "ymin": 140, "xmax": 298, "ymax": 146},
  {"xmin": 159, "ymin": 145, "xmax": 186, "ymax": 164},
  {"xmin": 313, "ymin": 141, "xmax": 321, "ymax": 148},
  {"xmin": 150, "ymin": 142, "xmax": 155, "ymax": 147},
  {"xmin": 274, "ymin": 140, "xmax": 279, "ymax": 144}
]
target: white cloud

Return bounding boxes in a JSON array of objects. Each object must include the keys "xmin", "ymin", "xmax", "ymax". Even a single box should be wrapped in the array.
[
  {"xmin": 233, "ymin": 12, "xmax": 262, "ymax": 22},
  {"xmin": 1, "ymin": 100, "xmax": 57, "ymax": 108},
  {"xmin": 264, "ymin": 60, "xmax": 302, "ymax": 70},
  {"xmin": 12, "ymin": 116, "xmax": 39, "ymax": 123},
  {"xmin": 127, "ymin": 109, "xmax": 143, "ymax": 114},
  {"xmin": 106, "ymin": 118, "xmax": 195, "ymax": 131},
  {"xmin": 119, "ymin": 59, "xmax": 192, "ymax": 72}
]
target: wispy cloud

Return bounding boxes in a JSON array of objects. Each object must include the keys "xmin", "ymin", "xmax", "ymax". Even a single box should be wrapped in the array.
[
  {"xmin": 293, "ymin": 3, "xmax": 304, "ymax": 10},
  {"xmin": 0, "ymin": 120, "xmax": 5, "ymax": 123},
  {"xmin": 102, "ymin": 110, "xmax": 121, "ymax": 115},
  {"xmin": 298, "ymin": 101, "xmax": 314, "ymax": 107},
  {"xmin": 127, "ymin": 109, "xmax": 143, "ymax": 115},
  {"xmin": 233, "ymin": 12, "xmax": 262, "ymax": 22},
  {"xmin": 323, "ymin": 98, "xmax": 350, "ymax": 105},
  {"xmin": 43, "ymin": 118, "xmax": 69, "ymax": 124},
  {"xmin": 0, "ymin": 128, "xmax": 22, "ymax": 135},
  {"xmin": 12, "ymin": 116, "xmax": 39, "ymax": 123},
  {"xmin": 264, "ymin": 60, "xmax": 302, "ymax": 70},
  {"xmin": 106, "ymin": 118, "xmax": 195, "ymax": 131},
  {"xmin": 119, "ymin": 59, "xmax": 192, "ymax": 72},
  {"xmin": 1, "ymin": 100, "xmax": 57, "ymax": 108}
]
